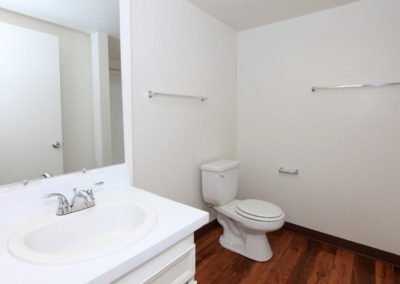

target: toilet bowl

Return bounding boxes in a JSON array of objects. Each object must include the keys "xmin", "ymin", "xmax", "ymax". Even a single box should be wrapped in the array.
[
  {"xmin": 214, "ymin": 199, "xmax": 284, "ymax": 261},
  {"xmin": 201, "ymin": 159, "xmax": 285, "ymax": 262}
]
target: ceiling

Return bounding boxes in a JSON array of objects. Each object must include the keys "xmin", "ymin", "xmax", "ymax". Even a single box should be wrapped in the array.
[
  {"xmin": 188, "ymin": 0, "xmax": 360, "ymax": 31},
  {"xmin": 0, "ymin": 0, "xmax": 120, "ymax": 38}
]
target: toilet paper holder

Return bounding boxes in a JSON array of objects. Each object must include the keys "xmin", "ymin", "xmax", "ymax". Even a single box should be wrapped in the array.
[{"xmin": 278, "ymin": 167, "xmax": 299, "ymax": 175}]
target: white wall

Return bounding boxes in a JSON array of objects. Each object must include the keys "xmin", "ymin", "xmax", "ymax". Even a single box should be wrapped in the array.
[
  {"xmin": 91, "ymin": 32, "xmax": 112, "ymax": 168},
  {"xmin": 0, "ymin": 9, "xmax": 96, "ymax": 173},
  {"xmin": 110, "ymin": 69, "xmax": 125, "ymax": 165},
  {"xmin": 109, "ymin": 52, "xmax": 124, "ymax": 165},
  {"xmin": 131, "ymin": 0, "xmax": 237, "ymax": 209},
  {"xmin": 237, "ymin": 0, "xmax": 400, "ymax": 254}
]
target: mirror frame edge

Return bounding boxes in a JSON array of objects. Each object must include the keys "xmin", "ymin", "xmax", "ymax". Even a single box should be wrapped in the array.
[{"xmin": 119, "ymin": 0, "xmax": 134, "ymax": 185}]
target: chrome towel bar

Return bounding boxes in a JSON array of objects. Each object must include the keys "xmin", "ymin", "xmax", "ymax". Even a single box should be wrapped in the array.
[
  {"xmin": 312, "ymin": 81, "xmax": 400, "ymax": 92},
  {"xmin": 279, "ymin": 167, "xmax": 299, "ymax": 175},
  {"xmin": 148, "ymin": 90, "xmax": 208, "ymax": 102}
]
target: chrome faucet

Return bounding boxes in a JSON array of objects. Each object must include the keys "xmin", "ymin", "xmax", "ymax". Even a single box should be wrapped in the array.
[
  {"xmin": 43, "ymin": 182, "xmax": 104, "ymax": 216},
  {"xmin": 43, "ymin": 193, "xmax": 70, "ymax": 215},
  {"xmin": 70, "ymin": 188, "xmax": 95, "ymax": 212}
]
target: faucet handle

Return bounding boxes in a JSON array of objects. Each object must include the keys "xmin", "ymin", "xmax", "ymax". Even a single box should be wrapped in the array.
[
  {"xmin": 86, "ymin": 188, "xmax": 94, "ymax": 199},
  {"xmin": 93, "ymin": 181, "xmax": 104, "ymax": 187},
  {"xmin": 43, "ymin": 193, "xmax": 68, "ymax": 203},
  {"xmin": 43, "ymin": 193, "xmax": 70, "ymax": 216},
  {"xmin": 87, "ymin": 181, "xmax": 104, "ymax": 199}
]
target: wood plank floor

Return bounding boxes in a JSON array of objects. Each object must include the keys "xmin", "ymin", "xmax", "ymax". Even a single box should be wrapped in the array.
[{"xmin": 195, "ymin": 223, "xmax": 400, "ymax": 284}]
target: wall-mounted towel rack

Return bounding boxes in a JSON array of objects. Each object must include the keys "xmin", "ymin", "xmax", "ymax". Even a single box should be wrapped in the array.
[
  {"xmin": 148, "ymin": 90, "xmax": 208, "ymax": 102},
  {"xmin": 312, "ymin": 81, "xmax": 400, "ymax": 92}
]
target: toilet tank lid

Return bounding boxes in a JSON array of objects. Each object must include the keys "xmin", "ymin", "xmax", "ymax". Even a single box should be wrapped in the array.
[{"xmin": 201, "ymin": 159, "xmax": 240, "ymax": 172}]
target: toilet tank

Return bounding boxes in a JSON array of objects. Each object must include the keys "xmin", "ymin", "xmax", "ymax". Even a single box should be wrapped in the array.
[{"xmin": 200, "ymin": 159, "xmax": 240, "ymax": 206}]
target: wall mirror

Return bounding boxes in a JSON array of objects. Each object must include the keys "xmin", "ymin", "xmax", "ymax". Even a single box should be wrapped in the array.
[{"xmin": 0, "ymin": 0, "xmax": 124, "ymax": 185}]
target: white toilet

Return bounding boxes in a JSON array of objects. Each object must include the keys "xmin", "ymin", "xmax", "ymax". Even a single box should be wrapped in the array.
[{"xmin": 201, "ymin": 159, "xmax": 285, "ymax": 262}]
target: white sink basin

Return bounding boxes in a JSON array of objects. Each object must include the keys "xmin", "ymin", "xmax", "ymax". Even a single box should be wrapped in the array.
[{"xmin": 8, "ymin": 198, "xmax": 157, "ymax": 265}]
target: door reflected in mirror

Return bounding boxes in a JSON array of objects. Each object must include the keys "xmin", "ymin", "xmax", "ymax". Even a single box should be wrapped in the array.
[{"xmin": 0, "ymin": 0, "xmax": 124, "ymax": 185}]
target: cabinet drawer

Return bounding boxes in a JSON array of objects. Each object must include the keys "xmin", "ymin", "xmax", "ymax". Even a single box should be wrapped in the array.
[
  {"xmin": 146, "ymin": 245, "xmax": 195, "ymax": 284},
  {"xmin": 113, "ymin": 235, "xmax": 196, "ymax": 284}
]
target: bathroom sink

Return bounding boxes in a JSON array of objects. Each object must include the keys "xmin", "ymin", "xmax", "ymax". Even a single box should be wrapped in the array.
[{"xmin": 8, "ymin": 198, "xmax": 157, "ymax": 265}]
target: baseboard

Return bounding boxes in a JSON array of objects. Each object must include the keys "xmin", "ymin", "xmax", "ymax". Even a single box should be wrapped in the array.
[
  {"xmin": 194, "ymin": 220, "xmax": 220, "ymax": 241},
  {"xmin": 284, "ymin": 222, "xmax": 400, "ymax": 268},
  {"xmin": 195, "ymin": 220, "xmax": 400, "ymax": 267}
]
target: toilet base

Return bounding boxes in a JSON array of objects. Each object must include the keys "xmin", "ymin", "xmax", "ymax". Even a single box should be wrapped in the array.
[{"xmin": 217, "ymin": 215, "xmax": 273, "ymax": 262}]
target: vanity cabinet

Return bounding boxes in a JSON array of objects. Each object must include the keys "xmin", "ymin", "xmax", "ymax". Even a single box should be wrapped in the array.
[
  {"xmin": 113, "ymin": 235, "xmax": 197, "ymax": 284},
  {"xmin": 0, "ymin": 168, "xmax": 208, "ymax": 283}
]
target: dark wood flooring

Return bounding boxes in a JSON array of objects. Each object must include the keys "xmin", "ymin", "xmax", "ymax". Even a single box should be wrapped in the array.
[{"xmin": 195, "ymin": 223, "xmax": 400, "ymax": 284}]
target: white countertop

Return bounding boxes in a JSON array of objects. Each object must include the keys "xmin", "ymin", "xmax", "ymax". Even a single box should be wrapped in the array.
[{"xmin": 0, "ymin": 166, "xmax": 208, "ymax": 284}]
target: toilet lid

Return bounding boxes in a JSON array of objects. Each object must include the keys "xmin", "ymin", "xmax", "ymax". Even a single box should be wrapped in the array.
[{"xmin": 236, "ymin": 199, "xmax": 283, "ymax": 219}]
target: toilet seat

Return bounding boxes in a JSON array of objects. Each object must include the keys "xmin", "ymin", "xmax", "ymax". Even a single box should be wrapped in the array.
[{"xmin": 235, "ymin": 199, "xmax": 283, "ymax": 222}]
